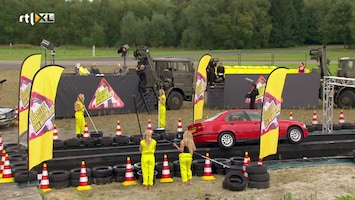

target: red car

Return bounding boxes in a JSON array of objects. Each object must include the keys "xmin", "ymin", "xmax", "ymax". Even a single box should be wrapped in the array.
[{"xmin": 188, "ymin": 109, "xmax": 308, "ymax": 149}]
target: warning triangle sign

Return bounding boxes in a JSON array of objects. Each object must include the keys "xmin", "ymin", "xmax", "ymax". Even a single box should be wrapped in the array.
[{"xmin": 88, "ymin": 78, "xmax": 124, "ymax": 109}]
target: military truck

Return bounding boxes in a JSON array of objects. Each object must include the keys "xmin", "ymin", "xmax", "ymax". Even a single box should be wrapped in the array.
[
  {"xmin": 309, "ymin": 46, "xmax": 355, "ymax": 108},
  {"xmin": 135, "ymin": 46, "xmax": 195, "ymax": 110}
]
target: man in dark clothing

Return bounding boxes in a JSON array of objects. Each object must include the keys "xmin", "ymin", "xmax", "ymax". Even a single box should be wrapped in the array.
[
  {"xmin": 206, "ymin": 58, "xmax": 217, "ymax": 88},
  {"xmin": 136, "ymin": 64, "xmax": 147, "ymax": 94},
  {"xmin": 247, "ymin": 83, "xmax": 259, "ymax": 109}
]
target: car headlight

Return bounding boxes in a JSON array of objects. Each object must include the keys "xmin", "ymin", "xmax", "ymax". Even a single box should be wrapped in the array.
[{"xmin": 0, "ymin": 114, "xmax": 5, "ymax": 120}]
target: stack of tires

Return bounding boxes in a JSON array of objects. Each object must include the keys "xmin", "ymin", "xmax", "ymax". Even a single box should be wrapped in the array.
[
  {"xmin": 91, "ymin": 166, "xmax": 113, "ymax": 185},
  {"xmin": 70, "ymin": 167, "xmax": 92, "ymax": 187},
  {"xmin": 212, "ymin": 158, "xmax": 231, "ymax": 175},
  {"xmin": 48, "ymin": 170, "xmax": 71, "ymax": 189},
  {"xmin": 192, "ymin": 159, "xmax": 205, "ymax": 176},
  {"xmin": 225, "ymin": 156, "xmax": 244, "ymax": 174},
  {"xmin": 246, "ymin": 163, "xmax": 270, "ymax": 189},
  {"xmin": 112, "ymin": 164, "xmax": 127, "ymax": 182}
]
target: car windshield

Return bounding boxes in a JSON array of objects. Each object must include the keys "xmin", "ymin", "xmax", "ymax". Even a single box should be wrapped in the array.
[{"xmin": 204, "ymin": 111, "xmax": 226, "ymax": 122}]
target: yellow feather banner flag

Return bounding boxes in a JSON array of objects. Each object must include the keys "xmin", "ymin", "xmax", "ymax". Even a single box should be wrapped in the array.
[
  {"xmin": 19, "ymin": 54, "xmax": 42, "ymax": 137},
  {"xmin": 259, "ymin": 67, "xmax": 288, "ymax": 159},
  {"xmin": 193, "ymin": 54, "xmax": 211, "ymax": 123},
  {"xmin": 28, "ymin": 65, "xmax": 64, "ymax": 170}
]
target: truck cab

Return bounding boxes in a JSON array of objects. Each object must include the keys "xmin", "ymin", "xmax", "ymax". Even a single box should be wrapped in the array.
[{"xmin": 135, "ymin": 46, "xmax": 194, "ymax": 110}]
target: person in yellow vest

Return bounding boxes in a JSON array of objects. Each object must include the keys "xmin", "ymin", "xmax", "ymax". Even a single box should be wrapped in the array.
[
  {"xmin": 74, "ymin": 93, "xmax": 86, "ymax": 138},
  {"xmin": 79, "ymin": 64, "xmax": 90, "ymax": 76},
  {"xmin": 174, "ymin": 130, "xmax": 196, "ymax": 186},
  {"xmin": 158, "ymin": 89, "xmax": 166, "ymax": 129},
  {"xmin": 139, "ymin": 129, "xmax": 157, "ymax": 190}
]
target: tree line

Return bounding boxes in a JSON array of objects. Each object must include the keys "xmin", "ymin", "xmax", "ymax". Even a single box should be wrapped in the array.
[{"xmin": 0, "ymin": 0, "xmax": 354, "ymax": 49}]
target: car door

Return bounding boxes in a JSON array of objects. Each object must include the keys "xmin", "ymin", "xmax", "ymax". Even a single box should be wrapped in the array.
[{"xmin": 226, "ymin": 111, "xmax": 256, "ymax": 139}]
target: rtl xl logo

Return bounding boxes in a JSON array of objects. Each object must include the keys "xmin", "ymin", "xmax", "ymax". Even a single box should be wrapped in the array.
[{"xmin": 19, "ymin": 12, "xmax": 55, "ymax": 26}]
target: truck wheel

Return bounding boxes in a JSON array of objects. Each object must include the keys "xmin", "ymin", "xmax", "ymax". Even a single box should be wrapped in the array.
[
  {"xmin": 337, "ymin": 90, "xmax": 355, "ymax": 109},
  {"xmin": 167, "ymin": 91, "xmax": 183, "ymax": 110}
]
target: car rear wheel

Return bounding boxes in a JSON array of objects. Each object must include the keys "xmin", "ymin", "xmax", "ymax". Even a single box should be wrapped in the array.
[
  {"xmin": 287, "ymin": 126, "xmax": 303, "ymax": 144},
  {"xmin": 218, "ymin": 132, "xmax": 235, "ymax": 150}
]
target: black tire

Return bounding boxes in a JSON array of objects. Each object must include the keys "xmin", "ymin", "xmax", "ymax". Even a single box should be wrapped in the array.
[
  {"xmin": 341, "ymin": 123, "xmax": 355, "ymax": 129},
  {"xmin": 161, "ymin": 132, "xmax": 176, "ymax": 141},
  {"xmin": 93, "ymin": 176, "xmax": 113, "ymax": 185},
  {"xmin": 14, "ymin": 170, "xmax": 37, "ymax": 183},
  {"xmin": 130, "ymin": 135, "xmax": 142, "ymax": 144},
  {"xmin": 287, "ymin": 126, "xmax": 303, "ymax": 144},
  {"xmin": 166, "ymin": 91, "xmax": 183, "ymax": 110},
  {"xmin": 114, "ymin": 135, "xmax": 130, "ymax": 145},
  {"xmin": 91, "ymin": 166, "xmax": 113, "ymax": 178},
  {"xmin": 64, "ymin": 138, "xmax": 81, "ymax": 147},
  {"xmin": 337, "ymin": 90, "xmax": 355, "ymax": 109},
  {"xmin": 306, "ymin": 125, "xmax": 315, "ymax": 132},
  {"xmin": 98, "ymin": 136, "xmax": 114, "ymax": 146},
  {"xmin": 218, "ymin": 132, "xmax": 235, "ymax": 150},
  {"xmin": 333, "ymin": 124, "xmax": 342, "ymax": 130},
  {"xmin": 229, "ymin": 156, "xmax": 244, "ymax": 166},
  {"xmin": 246, "ymin": 164, "xmax": 268, "ymax": 174},
  {"xmin": 49, "ymin": 170, "xmax": 70, "ymax": 182},
  {"xmin": 50, "ymin": 179, "xmax": 71, "ymax": 189},
  {"xmin": 314, "ymin": 124, "xmax": 322, "ymax": 131},
  {"xmin": 70, "ymin": 177, "xmax": 93, "ymax": 187},
  {"xmin": 225, "ymin": 165, "xmax": 242, "ymax": 175},
  {"xmin": 70, "ymin": 168, "xmax": 92, "ymax": 179},
  {"xmin": 8, "ymin": 153, "xmax": 25, "ymax": 162},
  {"xmin": 173, "ymin": 160, "xmax": 181, "ymax": 177},
  {"xmin": 81, "ymin": 137, "xmax": 98, "ymax": 147},
  {"xmin": 12, "ymin": 166, "xmax": 28, "ymax": 175},
  {"xmin": 248, "ymin": 180, "xmax": 270, "ymax": 189},
  {"xmin": 90, "ymin": 131, "xmax": 104, "ymax": 138},
  {"xmin": 192, "ymin": 159, "xmax": 205, "ymax": 171},
  {"xmin": 11, "ymin": 161, "xmax": 27, "ymax": 170},
  {"xmin": 194, "ymin": 169, "xmax": 204, "ymax": 176},
  {"xmin": 248, "ymin": 172, "xmax": 270, "ymax": 182},
  {"xmin": 53, "ymin": 139, "xmax": 65, "ymax": 149},
  {"xmin": 212, "ymin": 158, "xmax": 231, "ymax": 174},
  {"xmin": 223, "ymin": 171, "xmax": 247, "ymax": 191},
  {"xmin": 152, "ymin": 133, "xmax": 162, "ymax": 141}
]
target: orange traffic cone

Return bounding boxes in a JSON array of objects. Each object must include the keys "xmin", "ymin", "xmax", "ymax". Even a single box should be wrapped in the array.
[
  {"xmin": 0, "ymin": 133, "xmax": 3, "ymax": 152},
  {"xmin": 201, "ymin": 153, "xmax": 215, "ymax": 181},
  {"xmin": 312, "ymin": 111, "xmax": 318, "ymax": 125},
  {"xmin": 53, "ymin": 124, "xmax": 59, "ymax": 140},
  {"xmin": 15, "ymin": 106, "xmax": 18, "ymax": 119},
  {"xmin": 122, "ymin": 157, "xmax": 137, "ymax": 186},
  {"xmin": 338, "ymin": 109, "xmax": 345, "ymax": 124},
  {"xmin": 289, "ymin": 112, "xmax": 293, "ymax": 120},
  {"xmin": 160, "ymin": 154, "xmax": 173, "ymax": 183},
  {"xmin": 0, "ymin": 149, "xmax": 6, "ymax": 178},
  {"xmin": 147, "ymin": 119, "xmax": 153, "ymax": 134},
  {"xmin": 177, "ymin": 118, "xmax": 183, "ymax": 132},
  {"xmin": 39, "ymin": 163, "xmax": 51, "ymax": 192},
  {"xmin": 0, "ymin": 153, "xmax": 14, "ymax": 183},
  {"xmin": 116, "ymin": 120, "xmax": 122, "ymax": 136},
  {"xmin": 77, "ymin": 160, "xmax": 92, "ymax": 191},
  {"xmin": 257, "ymin": 158, "xmax": 263, "ymax": 165},
  {"xmin": 83, "ymin": 123, "xmax": 90, "ymax": 138},
  {"xmin": 242, "ymin": 152, "xmax": 249, "ymax": 178}
]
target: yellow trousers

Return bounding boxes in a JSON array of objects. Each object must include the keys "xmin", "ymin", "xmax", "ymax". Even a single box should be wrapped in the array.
[
  {"xmin": 75, "ymin": 113, "xmax": 85, "ymax": 135},
  {"xmin": 141, "ymin": 154, "xmax": 155, "ymax": 186},
  {"xmin": 179, "ymin": 153, "xmax": 193, "ymax": 183}
]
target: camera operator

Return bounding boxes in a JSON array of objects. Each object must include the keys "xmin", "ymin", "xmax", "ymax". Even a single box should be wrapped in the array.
[
  {"xmin": 136, "ymin": 64, "xmax": 148, "ymax": 94},
  {"xmin": 206, "ymin": 58, "xmax": 218, "ymax": 88}
]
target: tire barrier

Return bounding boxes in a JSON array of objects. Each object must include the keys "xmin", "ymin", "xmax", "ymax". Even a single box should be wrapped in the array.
[
  {"xmin": 246, "ymin": 163, "xmax": 270, "ymax": 189},
  {"xmin": 98, "ymin": 137, "xmax": 114, "ymax": 147},
  {"xmin": 173, "ymin": 160, "xmax": 181, "ymax": 177},
  {"xmin": 114, "ymin": 135, "xmax": 130, "ymax": 145},
  {"xmin": 113, "ymin": 164, "xmax": 127, "ymax": 182},
  {"xmin": 81, "ymin": 137, "xmax": 98, "ymax": 147},
  {"xmin": 192, "ymin": 159, "xmax": 205, "ymax": 176},
  {"xmin": 212, "ymin": 158, "xmax": 231, "ymax": 175},
  {"xmin": 91, "ymin": 166, "xmax": 113, "ymax": 185},
  {"xmin": 136, "ymin": 170, "xmax": 158, "ymax": 185}
]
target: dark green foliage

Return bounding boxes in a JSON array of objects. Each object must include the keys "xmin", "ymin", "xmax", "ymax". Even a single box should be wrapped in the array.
[{"xmin": 0, "ymin": 0, "xmax": 353, "ymax": 49}]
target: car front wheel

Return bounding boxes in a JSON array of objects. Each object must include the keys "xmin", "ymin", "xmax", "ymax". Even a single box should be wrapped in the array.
[
  {"xmin": 218, "ymin": 132, "xmax": 235, "ymax": 150},
  {"xmin": 287, "ymin": 126, "xmax": 303, "ymax": 144}
]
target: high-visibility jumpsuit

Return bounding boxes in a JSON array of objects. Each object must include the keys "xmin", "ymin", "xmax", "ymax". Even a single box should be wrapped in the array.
[
  {"xmin": 75, "ymin": 100, "xmax": 85, "ymax": 136},
  {"xmin": 179, "ymin": 147, "xmax": 193, "ymax": 183},
  {"xmin": 140, "ymin": 139, "xmax": 157, "ymax": 186},
  {"xmin": 159, "ymin": 94, "xmax": 166, "ymax": 128}
]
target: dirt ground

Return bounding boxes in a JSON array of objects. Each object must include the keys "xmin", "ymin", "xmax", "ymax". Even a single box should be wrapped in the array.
[{"xmin": 40, "ymin": 165, "xmax": 355, "ymax": 200}]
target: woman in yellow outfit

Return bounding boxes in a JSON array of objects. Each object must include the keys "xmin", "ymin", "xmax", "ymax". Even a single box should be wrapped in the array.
[
  {"xmin": 158, "ymin": 89, "xmax": 166, "ymax": 129},
  {"xmin": 74, "ymin": 93, "xmax": 86, "ymax": 138},
  {"xmin": 139, "ymin": 129, "xmax": 157, "ymax": 190},
  {"xmin": 174, "ymin": 130, "xmax": 196, "ymax": 186}
]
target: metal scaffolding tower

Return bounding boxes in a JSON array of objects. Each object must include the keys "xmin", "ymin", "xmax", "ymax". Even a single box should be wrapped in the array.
[{"xmin": 322, "ymin": 76, "xmax": 355, "ymax": 134}]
